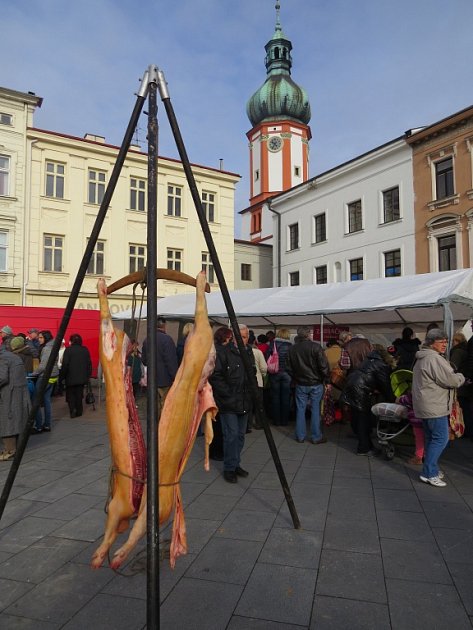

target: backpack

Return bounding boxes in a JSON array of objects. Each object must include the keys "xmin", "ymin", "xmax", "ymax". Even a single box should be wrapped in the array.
[{"xmin": 266, "ymin": 342, "xmax": 279, "ymax": 374}]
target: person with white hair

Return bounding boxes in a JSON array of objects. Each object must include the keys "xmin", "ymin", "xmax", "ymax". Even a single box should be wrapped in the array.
[{"xmin": 412, "ymin": 328, "xmax": 465, "ymax": 487}]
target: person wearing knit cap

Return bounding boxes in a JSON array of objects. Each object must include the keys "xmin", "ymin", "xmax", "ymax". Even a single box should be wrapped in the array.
[
  {"xmin": 11, "ymin": 336, "xmax": 35, "ymax": 374},
  {"xmin": 0, "ymin": 325, "xmax": 14, "ymax": 351}
]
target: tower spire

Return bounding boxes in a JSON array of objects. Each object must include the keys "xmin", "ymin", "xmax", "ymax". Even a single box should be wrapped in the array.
[{"xmin": 275, "ymin": 1, "xmax": 281, "ymax": 33}]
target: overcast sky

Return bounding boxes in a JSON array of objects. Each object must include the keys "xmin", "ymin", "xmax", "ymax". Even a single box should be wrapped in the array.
[{"xmin": 2, "ymin": 0, "xmax": 472, "ymax": 236}]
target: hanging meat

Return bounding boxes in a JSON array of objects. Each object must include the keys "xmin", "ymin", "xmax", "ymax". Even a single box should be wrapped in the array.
[
  {"xmin": 91, "ymin": 278, "xmax": 147, "ymax": 569},
  {"xmin": 92, "ymin": 271, "xmax": 217, "ymax": 570}
]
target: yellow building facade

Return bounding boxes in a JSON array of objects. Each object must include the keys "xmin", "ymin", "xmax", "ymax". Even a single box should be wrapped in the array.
[{"xmin": 0, "ymin": 87, "xmax": 239, "ymax": 314}]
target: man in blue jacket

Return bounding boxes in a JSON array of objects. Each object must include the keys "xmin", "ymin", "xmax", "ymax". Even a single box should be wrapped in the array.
[{"xmin": 142, "ymin": 317, "xmax": 178, "ymax": 419}]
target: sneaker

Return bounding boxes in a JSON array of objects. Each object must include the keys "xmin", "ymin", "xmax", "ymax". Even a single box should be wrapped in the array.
[
  {"xmin": 438, "ymin": 470, "xmax": 445, "ymax": 480},
  {"xmin": 42, "ymin": 427, "xmax": 51, "ymax": 432},
  {"xmin": 295, "ymin": 438, "xmax": 305, "ymax": 443},
  {"xmin": 310, "ymin": 437, "xmax": 327, "ymax": 445},
  {"xmin": 419, "ymin": 475, "xmax": 447, "ymax": 487},
  {"xmin": 0, "ymin": 451, "xmax": 15, "ymax": 461}
]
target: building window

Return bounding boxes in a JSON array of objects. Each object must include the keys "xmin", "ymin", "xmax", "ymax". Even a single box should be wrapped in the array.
[
  {"xmin": 202, "ymin": 191, "xmax": 215, "ymax": 223},
  {"xmin": 167, "ymin": 248, "xmax": 182, "ymax": 272},
  {"xmin": 289, "ymin": 271, "xmax": 300, "ymax": 286},
  {"xmin": 348, "ymin": 200, "xmax": 362, "ymax": 233},
  {"xmin": 255, "ymin": 169, "xmax": 259, "ymax": 181},
  {"xmin": 384, "ymin": 249, "xmax": 401, "ymax": 277},
  {"xmin": 43, "ymin": 234, "xmax": 63, "ymax": 272},
  {"xmin": 438, "ymin": 234, "xmax": 456, "ymax": 271},
  {"xmin": 129, "ymin": 243, "xmax": 146, "ymax": 273},
  {"xmin": 130, "ymin": 177, "xmax": 146, "ymax": 211},
  {"xmin": 0, "ymin": 113, "xmax": 12, "ymax": 126},
  {"xmin": 0, "ymin": 155, "xmax": 10, "ymax": 196},
  {"xmin": 0, "ymin": 231, "xmax": 7, "ymax": 272},
  {"xmin": 45, "ymin": 161, "xmax": 65, "ymax": 198},
  {"xmin": 202, "ymin": 252, "xmax": 215, "ymax": 283},
  {"xmin": 251, "ymin": 210, "xmax": 262, "ymax": 234},
  {"xmin": 383, "ymin": 187, "xmax": 400, "ymax": 223},
  {"xmin": 435, "ymin": 157, "xmax": 454, "ymax": 200},
  {"xmin": 314, "ymin": 213, "xmax": 326, "ymax": 243},
  {"xmin": 86, "ymin": 240, "xmax": 105, "ymax": 275},
  {"xmin": 349, "ymin": 257, "xmax": 363, "ymax": 281},
  {"xmin": 241, "ymin": 263, "xmax": 252, "ymax": 281},
  {"xmin": 294, "ymin": 166, "xmax": 300, "ymax": 177},
  {"xmin": 288, "ymin": 223, "xmax": 299, "ymax": 250},
  {"xmin": 315, "ymin": 265, "xmax": 327, "ymax": 284},
  {"xmin": 88, "ymin": 169, "xmax": 106, "ymax": 205},
  {"xmin": 167, "ymin": 185, "xmax": 182, "ymax": 217}
]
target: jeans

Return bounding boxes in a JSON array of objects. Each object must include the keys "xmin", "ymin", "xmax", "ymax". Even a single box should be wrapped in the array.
[
  {"xmin": 422, "ymin": 416, "xmax": 449, "ymax": 479},
  {"xmin": 270, "ymin": 372, "xmax": 291, "ymax": 425},
  {"xmin": 220, "ymin": 412, "xmax": 248, "ymax": 472},
  {"xmin": 295, "ymin": 384, "xmax": 324, "ymax": 441},
  {"xmin": 35, "ymin": 383, "xmax": 53, "ymax": 430}
]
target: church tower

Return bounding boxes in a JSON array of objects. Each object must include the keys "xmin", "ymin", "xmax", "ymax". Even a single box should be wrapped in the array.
[{"xmin": 244, "ymin": 1, "xmax": 311, "ymax": 241}]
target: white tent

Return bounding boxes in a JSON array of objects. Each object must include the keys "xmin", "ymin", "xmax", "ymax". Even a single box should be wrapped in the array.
[{"xmin": 115, "ymin": 269, "xmax": 473, "ymax": 339}]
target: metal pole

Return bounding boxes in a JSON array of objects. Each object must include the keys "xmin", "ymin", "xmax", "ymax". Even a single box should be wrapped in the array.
[
  {"xmin": 156, "ymin": 70, "xmax": 300, "ymax": 529},
  {"xmin": 145, "ymin": 66, "xmax": 160, "ymax": 630},
  {"xmin": 0, "ymin": 73, "xmax": 149, "ymax": 519}
]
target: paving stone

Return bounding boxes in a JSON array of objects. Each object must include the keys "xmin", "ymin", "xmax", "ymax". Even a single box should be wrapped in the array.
[
  {"xmin": 216, "ymin": 509, "xmax": 275, "ymax": 542},
  {"xmin": 433, "ymin": 527, "xmax": 473, "ymax": 564},
  {"xmin": 235, "ymin": 563, "xmax": 317, "ymax": 626},
  {"xmin": 422, "ymin": 501, "xmax": 473, "ymax": 529},
  {"xmin": 228, "ymin": 616, "xmax": 303, "ymax": 630},
  {"xmin": 184, "ymin": 492, "xmax": 239, "ymax": 520},
  {"xmin": 0, "ymin": 516, "xmax": 65, "ymax": 553},
  {"xmin": 381, "ymin": 538, "xmax": 452, "ymax": 584},
  {"xmin": 183, "ymin": 517, "xmax": 221, "ymax": 554},
  {"xmin": 33, "ymin": 493, "xmax": 102, "ymax": 520},
  {"xmin": 160, "ymin": 576, "xmax": 242, "ymax": 630},
  {"xmin": 0, "ymin": 536, "xmax": 89, "ymax": 583},
  {"xmin": 311, "ymin": 595, "xmax": 391, "ymax": 630},
  {"xmin": 0, "ymin": 614, "xmax": 60, "ymax": 629},
  {"xmin": 323, "ymin": 515, "xmax": 380, "ymax": 554},
  {"xmin": 52, "ymin": 507, "xmax": 107, "ymax": 542},
  {"xmin": 292, "ymin": 467, "xmax": 332, "ymax": 485},
  {"xmin": 328, "ymin": 487, "xmax": 376, "ymax": 521},
  {"xmin": 371, "ymin": 470, "xmax": 413, "ymax": 490},
  {"xmin": 331, "ymin": 474, "xmax": 373, "ymax": 491},
  {"xmin": 74, "ymin": 474, "xmax": 110, "ymax": 497},
  {"xmin": 20, "ymin": 467, "xmax": 108, "ymax": 503},
  {"xmin": 5, "ymin": 561, "xmax": 114, "ymax": 624},
  {"xmin": 374, "ymin": 487, "xmax": 423, "ymax": 512},
  {"xmin": 316, "ymin": 549, "xmax": 386, "ymax": 603},
  {"xmin": 0, "ymin": 577, "xmax": 34, "ymax": 612},
  {"xmin": 235, "ymin": 488, "xmax": 286, "ymax": 514},
  {"xmin": 415, "ymin": 480, "xmax": 465, "ymax": 504},
  {"xmin": 377, "ymin": 509, "xmax": 435, "ymax": 542},
  {"xmin": 259, "ymin": 526, "xmax": 322, "ymax": 568},
  {"xmin": 186, "ymin": 537, "xmax": 262, "ymax": 584},
  {"xmin": 0, "ymin": 498, "xmax": 49, "ymax": 530},
  {"xmin": 449, "ymin": 562, "xmax": 473, "ymax": 615},
  {"xmin": 261, "ymin": 459, "xmax": 301, "ymax": 474},
  {"xmin": 387, "ymin": 577, "xmax": 472, "ymax": 629},
  {"xmin": 180, "ymin": 481, "xmax": 207, "ymax": 507},
  {"xmin": 332, "ymin": 462, "xmax": 371, "ymax": 479},
  {"xmin": 60, "ymin": 593, "xmax": 146, "ymax": 630}
]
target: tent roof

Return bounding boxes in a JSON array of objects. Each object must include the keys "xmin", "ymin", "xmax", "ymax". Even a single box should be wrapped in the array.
[{"xmin": 114, "ymin": 269, "xmax": 473, "ymax": 328}]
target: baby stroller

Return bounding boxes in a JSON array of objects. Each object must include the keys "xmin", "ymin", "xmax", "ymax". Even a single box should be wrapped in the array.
[{"xmin": 370, "ymin": 369, "xmax": 412, "ymax": 460}]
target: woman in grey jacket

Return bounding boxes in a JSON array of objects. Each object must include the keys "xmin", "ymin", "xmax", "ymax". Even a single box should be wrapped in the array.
[
  {"xmin": 31, "ymin": 331, "xmax": 60, "ymax": 433},
  {"xmin": 412, "ymin": 328, "xmax": 465, "ymax": 487}
]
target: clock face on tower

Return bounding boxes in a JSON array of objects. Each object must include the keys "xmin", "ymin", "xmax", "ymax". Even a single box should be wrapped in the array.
[{"xmin": 267, "ymin": 135, "xmax": 283, "ymax": 152}]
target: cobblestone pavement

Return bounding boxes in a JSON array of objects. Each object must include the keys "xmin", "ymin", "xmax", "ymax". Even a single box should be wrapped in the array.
[{"xmin": 0, "ymin": 392, "xmax": 472, "ymax": 629}]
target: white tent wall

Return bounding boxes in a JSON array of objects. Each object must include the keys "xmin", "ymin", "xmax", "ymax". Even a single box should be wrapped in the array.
[{"xmin": 113, "ymin": 269, "xmax": 473, "ymax": 345}]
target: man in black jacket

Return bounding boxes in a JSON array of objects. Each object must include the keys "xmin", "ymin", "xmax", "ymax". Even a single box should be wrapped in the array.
[
  {"xmin": 60, "ymin": 334, "xmax": 92, "ymax": 418},
  {"xmin": 287, "ymin": 326, "xmax": 329, "ymax": 444},
  {"xmin": 142, "ymin": 317, "xmax": 178, "ymax": 419},
  {"xmin": 209, "ymin": 324, "xmax": 255, "ymax": 483}
]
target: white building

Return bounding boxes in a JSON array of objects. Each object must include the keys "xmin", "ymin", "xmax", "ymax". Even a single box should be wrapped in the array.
[{"xmin": 265, "ymin": 137, "xmax": 415, "ymax": 286}]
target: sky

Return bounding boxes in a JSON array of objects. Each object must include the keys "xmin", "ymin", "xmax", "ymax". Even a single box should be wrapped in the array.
[{"xmin": 2, "ymin": 0, "xmax": 473, "ymax": 237}]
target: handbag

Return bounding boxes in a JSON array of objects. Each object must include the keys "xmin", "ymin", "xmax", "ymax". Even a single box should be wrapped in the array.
[
  {"xmin": 266, "ymin": 342, "xmax": 279, "ymax": 375},
  {"xmin": 85, "ymin": 381, "xmax": 95, "ymax": 406},
  {"xmin": 330, "ymin": 365, "xmax": 346, "ymax": 390},
  {"xmin": 449, "ymin": 391, "xmax": 464, "ymax": 438},
  {"xmin": 322, "ymin": 386, "xmax": 336, "ymax": 426}
]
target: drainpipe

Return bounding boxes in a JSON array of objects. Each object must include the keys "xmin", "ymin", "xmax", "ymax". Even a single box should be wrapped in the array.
[
  {"xmin": 268, "ymin": 199, "xmax": 281, "ymax": 287},
  {"xmin": 22, "ymin": 135, "xmax": 38, "ymax": 306}
]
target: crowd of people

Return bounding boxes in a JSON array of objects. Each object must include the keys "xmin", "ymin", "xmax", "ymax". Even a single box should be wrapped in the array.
[
  {"xmin": 1, "ymin": 317, "xmax": 470, "ymax": 490},
  {"xmin": 0, "ymin": 324, "xmax": 92, "ymax": 460}
]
